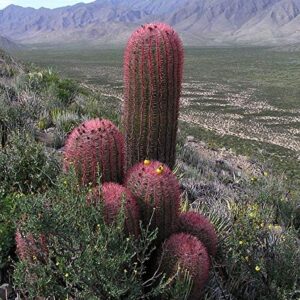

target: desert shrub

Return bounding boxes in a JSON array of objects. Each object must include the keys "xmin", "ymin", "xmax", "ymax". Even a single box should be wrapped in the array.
[
  {"xmin": 51, "ymin": 109, "xmax": 86, "ymax": 134},
  {"xmin": 18, "ymin": 69, "xmax": 78, "ymax": 106},
  {"xmin": 77, "ymin": 95, "xmax": 120, "ymax": 126},
  {"xmin": 0, "ymin": 132, "xmax": 59, "ymax": 194},
  {"xmin": 0, "ymin": 88, "xmax": 43, "ymax": 135},
  {"xmin": 0, "ymin": 192, "xmax": 24, "ymax": 281},
  {"xmin": 14, "ymin": 173, "xmax": 191, "ymax": 299},
  {"xmin": 177, "ymin": 144, "xmax": 300, "ymax": 300}
]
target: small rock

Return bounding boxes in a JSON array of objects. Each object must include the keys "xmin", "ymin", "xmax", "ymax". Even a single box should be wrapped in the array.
[
  {"xmin": 186, "ymin": 135, "xmax": 195, "ymax": 143},
  {"xmin": 198, "ymin": 141, "xmax": 206, "ymax": 147},
  {"xmin": 0, "ymin": 283, "xmax": 12, "ymax": 300},
  {"xmin": 46, "ymin": 127, "xmax": 56, "ymax": 134}
]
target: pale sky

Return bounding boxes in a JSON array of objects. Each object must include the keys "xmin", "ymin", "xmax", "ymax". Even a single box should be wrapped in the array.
[{"xmin": 0, "ymin": 0, "xmax": 95, "ymax": 9}]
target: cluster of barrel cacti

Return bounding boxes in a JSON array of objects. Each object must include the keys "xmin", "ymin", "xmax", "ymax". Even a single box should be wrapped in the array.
[{"xmin": 16, "ymin": 23, "xmax": 217, "ymax": 299}]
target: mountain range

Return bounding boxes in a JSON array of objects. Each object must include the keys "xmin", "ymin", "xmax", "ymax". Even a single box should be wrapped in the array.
[{"xmin": 0, "ymin": 0, "xmax": 300, "ymax": 46}]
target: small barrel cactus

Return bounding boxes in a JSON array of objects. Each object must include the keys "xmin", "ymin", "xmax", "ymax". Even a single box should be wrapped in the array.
[
  {"xmin": 125, "ymin": 160, "xmax": 180, "ymax": 242},
  {"xmin": 123, "ymin": 23, "xmax": 184, "ymax": 170},
  {"xmin": 178, "ymin": 211, "xmax": 217, "ymax": 257},
  {"xmin": 159, "ymin": 233, "xmax": 210, "ymax": 300},
  {"xmin": 64, "ymin": 119, "xmax": 124, "ymax": 186},
  {"xmin": 15, "ymin": 230, "xmax": 48, "ymax": 263},
  {"xmin": 87, "ymin": 183, "xmax": 140, "ymax": 237}
]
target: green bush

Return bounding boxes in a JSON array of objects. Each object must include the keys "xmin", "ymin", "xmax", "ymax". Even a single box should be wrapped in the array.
[
  {"xmin": 0, "ymin": 192, "xmax": 23, "ymax": 276},
  {"xmin": 14, "ymin": 173, "xmax": 191, "ymax": 299},
  {"xmin": 0, "ymin": 132, "xmax": 59, "ymax": 194},
  {"xmin": 24, "ymin": 69, "xmax": 78, "ymax": 105}
]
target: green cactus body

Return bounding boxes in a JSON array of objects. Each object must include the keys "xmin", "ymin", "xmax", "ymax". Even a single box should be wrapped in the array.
[
  {"xmin": 123, "ymin": 23, "xmax": 184, "ymax": 170},
  {"xmin": 125, "ymin": 160, "xmax": 180, "ymax": 242}
]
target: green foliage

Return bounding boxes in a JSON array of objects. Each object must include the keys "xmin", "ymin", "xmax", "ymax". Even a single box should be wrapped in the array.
[
  {"xmin": 18, "ymin": 69, "xmax": 78, "ymax": 106},
  {"xmin": 0, "ymin": 193, "xmax": 23, "ymax": 271},
  {"xmin": 13, "ymin": 173, "xmax": 190, "ymax": 299},
  {"xmin": 0, "ymin": 132, "xmax": 59, "ymax": 194},
  {"xmin": 51, "ymin": 109, "xmax": 85, "ymax": 134}
]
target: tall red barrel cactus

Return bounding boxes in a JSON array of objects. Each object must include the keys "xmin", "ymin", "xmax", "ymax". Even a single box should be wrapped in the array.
[
  {"xmin": 87, "ymin": 183, "xmax": 140, "ymax": 237},
  {"xmin": 123, "ymin": 23, "xmax": 184, "ymax": 170},
  {"xmin": 159, "ymin": 233, "xmax": 210, "ymax": 300},
  {"xmin": 125, "ymin": 160, "xmax": 180, "ymax": 242},
  {"xmin": 64, "ymin": 119, "xmax": 124, "ymax": 186}
]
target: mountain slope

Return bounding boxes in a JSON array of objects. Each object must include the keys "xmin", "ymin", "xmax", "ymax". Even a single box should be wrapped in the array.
[
  {"xmin": 0, "ymin": 0, "xmax": 300, "ymax": 46},
  {"xmin": 0, "ymin": 35, "xmax": 22, "ymax": 51}
]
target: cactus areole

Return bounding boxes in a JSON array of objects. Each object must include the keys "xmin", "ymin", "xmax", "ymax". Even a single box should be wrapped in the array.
[{"xmin": 123, "ymin": 23, "xmax": 184, "ymax": 170}]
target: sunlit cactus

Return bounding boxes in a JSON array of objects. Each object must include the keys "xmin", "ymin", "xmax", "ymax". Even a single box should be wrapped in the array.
[
  {"xmin": 159, "ymin": 233, "xmax": 210, "ymax": 300},
  {"xmin": 125, "ymin": 160, "xmax": 180, "ymax": 242},
  {"xmin": 63, "ymin": 119, "xmax": 124, "ymax": 186},
  {"xmin": 87, "ymin": 182, "xmax": 140, "ymax": 237},
  {"xmin": 123, "ymin": 23, "xmax": 184, "ymax": 170},
  {"xmin": 178, "ymin": 211, "xmax": 217, "ymax": 257}
]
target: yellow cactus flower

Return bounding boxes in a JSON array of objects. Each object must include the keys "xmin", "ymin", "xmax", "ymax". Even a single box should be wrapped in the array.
[
  {"xmin": 255, "ymin": 266, "xmax": 261, "ymax": 272},
  {"xmin": 144, "ymin": 159, "xmax": 151, "ymax": 166},
  {"xmin": 239, "ymin": 240, "xmax": 244, "ymax": 245},
  {"xmin": 156, "ymin": 165, "xmax": 164, "ymax": 175}
]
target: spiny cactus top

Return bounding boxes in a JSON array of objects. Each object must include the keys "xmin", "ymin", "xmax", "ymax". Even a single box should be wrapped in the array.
[
  {"xmin": 125, "ymin": 160, "xmax": 180, "ymax": 242},
  {"xmin": 87, "ymin": 182, "xmax": 140, "ymax": 237},
  {"xmin": 178, "ymin": 211, "xmax": 218, "ymax": 257},
  {"xmin": 64, "ymin": 119, "xmax": 124, "ymax": 186},
  {"xmin": 123, "ymin": 23, "xmax": 184, "ymax": 170},
  {"xmin": 159, "ymin": 233, "xmax": 210, "ymax": 300}
]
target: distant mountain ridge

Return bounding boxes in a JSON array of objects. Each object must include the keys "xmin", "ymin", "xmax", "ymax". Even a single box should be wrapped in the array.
[{"xmin": 0, "ymin": 0, "xmax": 300, "ymax": 46}]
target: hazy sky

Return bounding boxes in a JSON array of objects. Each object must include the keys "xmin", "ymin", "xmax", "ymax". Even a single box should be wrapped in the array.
[{"xmin": 0, "ymin": 0, "xmax": 95, "ymax": 9}]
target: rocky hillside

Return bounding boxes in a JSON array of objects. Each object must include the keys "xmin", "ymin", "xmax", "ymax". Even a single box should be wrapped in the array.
[
  {"xmin": 0, "ymin": 0, "xmax": 300, "ymax": 46},
  {"xmin": 0, "ymin": 35, "xmax": 21, "ymax": 51}
]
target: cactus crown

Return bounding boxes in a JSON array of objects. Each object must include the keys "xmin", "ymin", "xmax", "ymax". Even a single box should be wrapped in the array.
[
  {"xmin": 64, "ymin": 118, "xmax": 124, "ymax": 186},
  {"xmin": 123, "ymin": 23, "xmax": 184, "ymax": 170}
]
